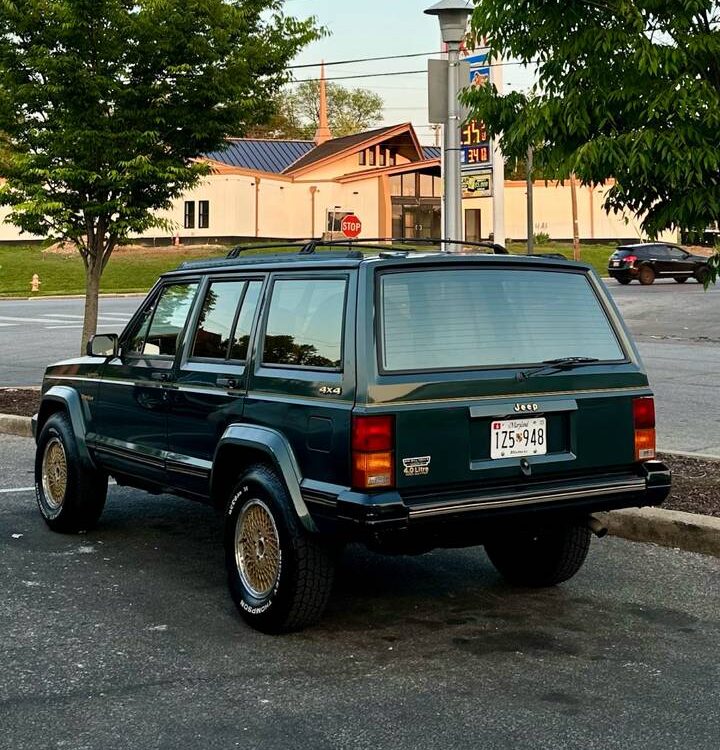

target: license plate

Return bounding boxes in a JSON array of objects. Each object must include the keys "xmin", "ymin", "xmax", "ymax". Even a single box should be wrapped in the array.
[
  {"xmin": 490, "ymin": 418, "xmax": 547, "ymax": 459},
  {"xmin": 612, "ymin": 260, "xmax": 621, "ymax": 267}
]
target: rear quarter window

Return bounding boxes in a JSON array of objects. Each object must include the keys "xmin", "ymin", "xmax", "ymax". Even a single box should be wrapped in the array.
[{"xmin": 379, "ymin": 268, "xmax": 625, "ymax": 372}]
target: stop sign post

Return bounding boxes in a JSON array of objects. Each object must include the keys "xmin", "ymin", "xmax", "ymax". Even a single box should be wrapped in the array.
[{"xmin": 341, "ymin": 214, "xmax": 361, "ymax": 238}]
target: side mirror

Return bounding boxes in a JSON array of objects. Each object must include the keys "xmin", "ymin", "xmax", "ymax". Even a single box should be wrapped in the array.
[{"xmin": 87, "ymin": 333, "xmax": 119, "ymax": 358}]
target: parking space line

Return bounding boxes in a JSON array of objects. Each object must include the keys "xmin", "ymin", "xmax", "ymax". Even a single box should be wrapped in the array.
[{"xmin": 0, "ymin": 486, "xmax": 35, "ymax": 494}]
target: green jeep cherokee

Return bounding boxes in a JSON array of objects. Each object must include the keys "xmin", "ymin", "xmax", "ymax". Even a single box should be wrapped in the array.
[{"xmin": 33, "ymin": 241, "xmax": 671, "ymax": 633}]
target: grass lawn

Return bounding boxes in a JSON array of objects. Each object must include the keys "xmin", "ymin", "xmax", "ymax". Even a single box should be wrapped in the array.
[{"xmin": 0, "ymin": 240, "xmax": 615, "ymax": 297}]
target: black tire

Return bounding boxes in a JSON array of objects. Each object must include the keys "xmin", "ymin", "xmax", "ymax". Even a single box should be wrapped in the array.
[
  {"xmin": 224, "ymin": 464, "xmax": 335, "ymax": 633},
  {"xmin": 694, "ymin": 265, "xmax": 710, "ymax": 284},
  {"xmin": 484, "ymin": 522, "xmax": 591, "ymax": 587},
  {"xmin": 615, "ymin": 276, "xmax": 632, "ymax": 285},
  {"xmin": 673, "ymin": 276, "xmax": 688, "ymax": 284},
  {"xmin": 34, "ymin": 412, "xmax": 107, "ymax": 533},
  {"xmin": 638, "ymin": 265, "xmax": 655, "ymax": 285}
]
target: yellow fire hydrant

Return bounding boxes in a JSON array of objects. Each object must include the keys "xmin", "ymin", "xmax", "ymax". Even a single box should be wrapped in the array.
[{"xmin": 31, "ymin": 273, "xmax": 41, "ymax": 293}]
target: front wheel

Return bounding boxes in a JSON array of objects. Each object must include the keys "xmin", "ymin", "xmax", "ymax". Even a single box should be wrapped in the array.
[
  {"xmin": 34, "ymin": 412, "xmax": 107, "ymax": 533},
  {"xmin": 224, "ymin": 464, "xmax": 336, "ymax": 633},
  {"xmin": 484, "ymin": 522, "xmax": 591, "ymax": 587}
]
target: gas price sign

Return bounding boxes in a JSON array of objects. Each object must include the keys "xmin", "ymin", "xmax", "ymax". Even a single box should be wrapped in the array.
[{"xmin": 461, "ymin": 54, "xmax": 492, "ymax": 172}]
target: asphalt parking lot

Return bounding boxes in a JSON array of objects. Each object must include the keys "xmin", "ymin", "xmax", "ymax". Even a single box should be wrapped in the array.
[{"xmin": 1, "ymin": 433, "xmax": 719, "ymax": 750}]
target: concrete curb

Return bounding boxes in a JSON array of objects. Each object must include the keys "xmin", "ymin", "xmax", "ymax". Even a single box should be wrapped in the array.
[
  {"xmin": 597, "ymin": 507, "xmax": 720, "ymax": 558},
  {"xmin": 0, "ymin": 413, "xmax": 32, "ymax": 438},
  {"xmin": 0, "ymin": 414, "xmax": 717, "ymax": 557}
]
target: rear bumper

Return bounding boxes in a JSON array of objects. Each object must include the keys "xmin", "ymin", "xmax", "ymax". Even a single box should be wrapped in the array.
[
  {"xmin": 608, "ymin": 267, "xmax": 636, "ymax": 278},
  {"xmin": 328, "ymin": 461, "xmax": 671, "ymax": 535}
]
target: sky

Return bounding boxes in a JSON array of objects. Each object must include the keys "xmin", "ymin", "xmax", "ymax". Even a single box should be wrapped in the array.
[{"xmin": 284, "ymin": 0, "xmax": 536, "ymax": 144}]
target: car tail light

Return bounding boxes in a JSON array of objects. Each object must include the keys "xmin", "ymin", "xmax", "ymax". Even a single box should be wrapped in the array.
[
  {"xmin": 623, "ymin": 254, "xmax": 638, "ymax": 265},
  {"xmin": 633, "ymin": 397, "xmax": 656, "ymax": 460},
  {"xmin": 352, "ymin": 415, "xmax": 394, "ymax": 488}
]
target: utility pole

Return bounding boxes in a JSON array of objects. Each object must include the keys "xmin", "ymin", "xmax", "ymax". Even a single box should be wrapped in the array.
[
  {"xmin": 526, "ymin": 145, "xmax": 534, "ymax": 255},
  {"xmin": 570, "ymin": 172, "xmax": 580, "ymax": 260},
  {"xmin": 425, "ymin": 1, "xmax": 472, "ymax": 252}
]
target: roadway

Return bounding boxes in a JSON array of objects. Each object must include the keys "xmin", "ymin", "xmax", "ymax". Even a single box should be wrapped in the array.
[
  {"xmin": 1, "ymin": 432, "xmax": 719, "ymax": 750},
  {"xmin": 1, "ymin": 279, "xmax": 718, "ymax": 453}
]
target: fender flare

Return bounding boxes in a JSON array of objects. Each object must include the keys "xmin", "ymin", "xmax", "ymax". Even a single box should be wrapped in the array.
[
  {"xmin": 212, "ymin": 424, "xmax": 317, "ymax": 533},
  {"xmin": 37, "ymin": 385, "xmax": 96, "ymax": 469}
]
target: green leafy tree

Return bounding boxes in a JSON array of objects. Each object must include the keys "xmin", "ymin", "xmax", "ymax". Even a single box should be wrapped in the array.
[
  {"xmin": 250, "ymin": 81, "xmax": 384, "ymax": 139},
  {"xmin": 0, "ymin": 0, "xmax": 320, "ymax": 349},
  {"xmin": 465, "ymin": 0, "xmax": 720, "ymax": 280}
]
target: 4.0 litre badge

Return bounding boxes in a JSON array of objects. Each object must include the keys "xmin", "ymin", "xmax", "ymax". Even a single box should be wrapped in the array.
[{"xmin": 402, "ymin": 456, "xmax": 431, "ymax": 477}]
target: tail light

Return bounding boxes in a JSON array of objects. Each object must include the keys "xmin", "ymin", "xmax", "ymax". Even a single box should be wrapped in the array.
[
  {"xmin": 633, "ymin": 397, "xmax": 656, "ymax": 460},
  {"xmin": 352, "ymin": 415, "xmax": 394, "ymax": 489},
  {"xmin": 623, "ymin": 254, "xmax": 638, "ymax": 265}
]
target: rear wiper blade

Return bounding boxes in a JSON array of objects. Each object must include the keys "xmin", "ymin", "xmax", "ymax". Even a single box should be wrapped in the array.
[{"xmin": 515, "ymin": 357, "xmax": 600, "ymax": 382}]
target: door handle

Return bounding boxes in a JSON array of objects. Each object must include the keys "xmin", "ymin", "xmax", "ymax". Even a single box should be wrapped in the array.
[
  {"xmin": 217, "ymin": 376, "xmax": 238, "ymax": 389},
  {"xmin": 151, "ymin": 371, "xmax": 172, "ymax": 382}
]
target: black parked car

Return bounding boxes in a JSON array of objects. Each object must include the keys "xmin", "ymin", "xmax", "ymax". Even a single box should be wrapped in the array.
[{"xmin": 608, "ymin": 243, "xmax": 710, "ymax": 285}]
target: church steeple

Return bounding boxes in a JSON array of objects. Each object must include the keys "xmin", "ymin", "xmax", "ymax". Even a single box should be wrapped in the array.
[{"xmin": 314, "ymin": 62, "xmax": 332, "ymax": 145}]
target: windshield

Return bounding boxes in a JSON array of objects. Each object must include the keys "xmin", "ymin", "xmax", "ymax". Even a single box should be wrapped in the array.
[{"xmin": 379, "ymin": 268, "xmax": 625, "ymax": 372}]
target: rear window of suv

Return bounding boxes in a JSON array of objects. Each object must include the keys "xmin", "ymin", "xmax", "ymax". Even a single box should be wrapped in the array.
[{"xmin": 379, "ymin": 268, "xmax": 625, "ymax": 372}]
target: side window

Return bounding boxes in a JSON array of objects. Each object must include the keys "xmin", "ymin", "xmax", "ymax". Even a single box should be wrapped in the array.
[
  {"xmin": 192, "ymin": 281, "xmax": 246, "ymax": 360},
  {"xmin": 142, "ymin": 283, "xmax": 198, "ymax": 357},
  {"xmin": 263, "ymin": 278, "xmax": 346, "ymax": 369},
  {"xmin": 666, "ymin": 246, "xmax": 686, "ymax": 260},
  {"xmin": 230, "ymin": 281, "xmax": 262, "ymax": 361},
  {"xmin": 126, "ymin": 304, "xmax": 155, "ymax": 354}
]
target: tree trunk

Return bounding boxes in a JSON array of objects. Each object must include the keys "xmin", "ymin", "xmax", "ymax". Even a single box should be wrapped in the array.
[
  {"xmin": 81, "ymin": 258, "xmax": 102, "ymax": 355},
  {"xmin": 570, "ymin": 173, "xmax": 580, "ymax": 261}
]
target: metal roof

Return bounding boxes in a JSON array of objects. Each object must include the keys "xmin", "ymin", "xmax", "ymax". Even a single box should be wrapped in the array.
[
  {"xmin": 423, "ymin": 146, "xmax": 441, "ymax": 159},
  {"xmin": 204, "ymin": 138, "xmax": 315, "ymax": 174}
]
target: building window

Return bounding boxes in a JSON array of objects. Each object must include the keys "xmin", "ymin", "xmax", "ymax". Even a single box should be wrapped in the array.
[
  {"xmin": 198, "ymin": 200, "xmax": 210, "ymax": 229},
  {"xmin": 401, "ymin": 174, "xmax": 416, "ymax": 197},
  {"xmin": 368, "ymin": 149, "xmax": 376, "ymax": 166},
  {"xmin": 389, "ymin": 175, "xmax": 402, "ymax": 197},
  {"xmin": 326, "ymin": 209, "xmax": 352, "ymax": 232},
  {"xmin": 358, "ymin": 151, "xmax": 366, "ymax": 166},
  {"xmin": 419, "ymin": 174, "xmax": 433, "ymax": 197},
  {"xmin": 184, "ymin": 201, "xmax": 195, "ymax": 229}
]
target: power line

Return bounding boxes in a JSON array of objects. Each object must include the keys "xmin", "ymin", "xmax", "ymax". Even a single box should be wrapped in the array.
[
  {"xmin": 287, "ymin": 51, "xmax": 441, "ymax": 70},
  {"xmin": 290, "ymin": 59, "xmax": 538, "ymax": 84}
]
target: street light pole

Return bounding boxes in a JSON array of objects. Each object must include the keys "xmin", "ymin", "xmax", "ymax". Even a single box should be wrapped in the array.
[{"xmin": 425, "ymin": 0, "xmax": 472, "ymax": 252}]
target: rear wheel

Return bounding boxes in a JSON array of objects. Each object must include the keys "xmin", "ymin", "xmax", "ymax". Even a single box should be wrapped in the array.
[
  {"xmin": 484, "ymin": 522, "xmax": 591, "ymax": 587},
  {"xmin": 224, "ymin": 464, "xmax": 336, "ymax": 633},
  {"xmin": 34, "ymin": 412, "xmax": 107, "ymax": 533},
  {"xmin": 638, "ymin": 266, "xmax": 655, "ymax": 285}
]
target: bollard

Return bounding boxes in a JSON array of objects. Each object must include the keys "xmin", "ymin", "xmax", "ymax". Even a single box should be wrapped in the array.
[
  {"xmin": 31, "ymin": 273, "xmax": 41, "ymax": 293},
  {"xmin": 174, "ymin": 232, "xmax": 181, "ymax": 246}
]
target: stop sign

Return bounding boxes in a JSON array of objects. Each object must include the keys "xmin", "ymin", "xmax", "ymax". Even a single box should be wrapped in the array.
[{"xmin": 341, "ymin": 213, "xmax": 362, "ymax": 238}]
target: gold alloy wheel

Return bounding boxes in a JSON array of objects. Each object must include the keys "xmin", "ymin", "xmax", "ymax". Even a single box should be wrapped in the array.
[
  {"xmin": 235, "ymin": 499, "xmax": 281, "ymax": 599},
  {"xmin": 42, "ymin": 437, "xmax": 68, "ymax": 510}
]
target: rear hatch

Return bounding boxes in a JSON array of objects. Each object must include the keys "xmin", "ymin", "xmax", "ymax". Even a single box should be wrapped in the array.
[
  {"xmin": 359, "ymin": 258, "xmax": 651, "ymax": 494},
  {"xmin": 609, "ymin": 247, "xmax": 639, "ymax": 269}
]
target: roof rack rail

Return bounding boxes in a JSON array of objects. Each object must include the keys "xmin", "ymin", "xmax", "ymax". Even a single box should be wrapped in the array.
[{"xmin": 226, "ymin": 237, "xmax": 508, "ymax": 259}]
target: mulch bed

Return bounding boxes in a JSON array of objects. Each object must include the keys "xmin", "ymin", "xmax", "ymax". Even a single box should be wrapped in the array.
[{"xmin": 1, "ymin": 388, "xmax": 718, "ymax": 518}]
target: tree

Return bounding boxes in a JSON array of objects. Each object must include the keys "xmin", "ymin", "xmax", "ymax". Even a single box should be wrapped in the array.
[
  {"xmin": 249, "ymin": 81, "xmax": 384, "ymax": 139},
  {"xmin": 465, "ymin": 0, "xmax": 720, "ymax": 280},
  {"xmin": 0, "ymin": 0, "xmax": 320, "ymax": 349}
]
